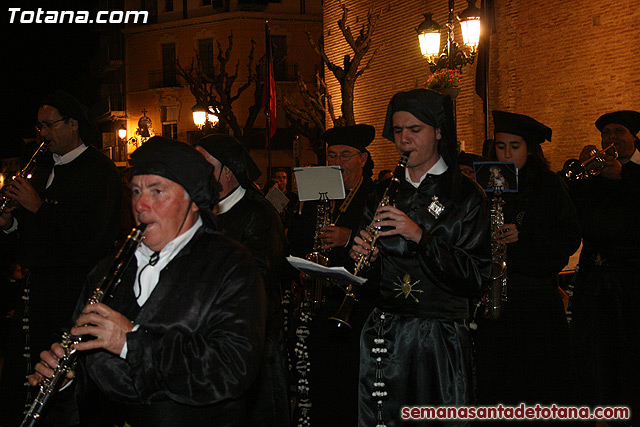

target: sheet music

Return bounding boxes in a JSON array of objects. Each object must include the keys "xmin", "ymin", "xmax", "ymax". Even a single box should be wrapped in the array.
[
  {"xmin": 293, "ymin": 166, "xmax": 346, "ymax": 201},
  {"xmin": 286, "ymin": 256, "xmax": 367, "ymax": 285},
  {"xmin": 265, "ymin": 185, "xmax": 290, "ymax": 213}
]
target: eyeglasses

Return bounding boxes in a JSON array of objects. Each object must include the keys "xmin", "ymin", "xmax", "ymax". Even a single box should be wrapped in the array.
[
  {"xmin": 35, "ymin": 117, "xmax": 67, "ymax": 132},
  {"xmin": 327, "ymin": 151, "xmax": 361, "ymax": 161}
]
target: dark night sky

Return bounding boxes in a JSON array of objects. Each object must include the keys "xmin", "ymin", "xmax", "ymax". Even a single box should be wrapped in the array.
[{"xmin": 3, "ymin": 0, "xmax": 101, "ymax": 156}]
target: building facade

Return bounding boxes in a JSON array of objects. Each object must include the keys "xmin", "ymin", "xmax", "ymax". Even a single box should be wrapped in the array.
[{"xmin": 116, "ymin": 0, "xmax": 323, "ymax": 182}]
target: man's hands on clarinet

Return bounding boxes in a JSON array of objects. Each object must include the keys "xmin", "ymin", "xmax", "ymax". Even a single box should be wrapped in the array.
[
  {"xmin": 28, "ymin": 342, "xmax": 75, "ymax": 388},
  {"xmin": 350, "ymin": 205, "xmax": 423, "ymax": 262},
  {"xmin": 71, "ymin": 303, "xmax": 134, "ymax": 354},
  {"xmin": 28, "ymin": 303, "xmax": 133, "ymax": 387},
  {"xmin": 371, "ymin": 205, "xmax": 422, "ymax": 243}
]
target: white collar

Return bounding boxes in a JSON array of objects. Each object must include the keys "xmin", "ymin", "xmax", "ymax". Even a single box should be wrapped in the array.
[
  {"xmin": 137, "ymin": 216, "xmax": 203, "ymax": 263},
  {"xmin": 627, "ymin": 148, "xmax": 640, "ymax": 166},
  {"xmin": 405, "ymin": 156, "xmax": 448, "ymax": 188},
  {"xmin": 216, "ymin": 186, "xmax": 246, "ymax": 214},
  {"xmin": 52, "ymin": 144, "xmax": 87, "ymax": 166}
]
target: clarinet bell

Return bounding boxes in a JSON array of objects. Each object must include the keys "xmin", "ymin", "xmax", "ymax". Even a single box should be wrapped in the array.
[{"xmin": 328, "ymin": 291, "xmax": 355, "ymax": 335}]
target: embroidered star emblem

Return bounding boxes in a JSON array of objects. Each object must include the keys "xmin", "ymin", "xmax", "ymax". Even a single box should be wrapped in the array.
[
  {"xmin": 394, "ymin": 273, "xmax": 423, "ymax": 303},
  {"xmin": 591, "ymin": 253, "xmax": 607, "ymax": 267}
]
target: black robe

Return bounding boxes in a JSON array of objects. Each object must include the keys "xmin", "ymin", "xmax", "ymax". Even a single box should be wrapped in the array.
[
  {"xmin": 473, "ymin": 165, "xmax": 581, "ymax": 414},
  {"xmin": 215, "ymin": 188, "xmax": 289, "ymax": 426},
  {"xmin": 569, "ymin": 158, "xmax": 640, "ymax": 425},
  {"xmin": 0, "ymin": 146, "xmax": 123, "ymax": 426},
  {"xmin": 288, "ymin": 177, "xmax": 376, "ymax": 426},
  {"xmin": 358, "ymin": 169, "xmax": 491, "ymax": 427},
  {"xmin": 73, "ymin": 227, "xmax": 267, "ymax": 426}
]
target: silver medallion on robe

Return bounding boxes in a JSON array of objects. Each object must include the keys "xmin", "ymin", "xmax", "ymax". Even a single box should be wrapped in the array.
[{"xmin": 428, "ymin": 196, "xmax": 445, "ymax": 219}]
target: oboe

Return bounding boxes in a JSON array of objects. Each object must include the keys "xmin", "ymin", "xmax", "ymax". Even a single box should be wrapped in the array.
[
  {"xmin": 328, "ymin": 152, "xmax": 410, "ymax": 330},
  {"xmin": 20, "ymin": 224, "xmax": 147, "ymax": 427}
]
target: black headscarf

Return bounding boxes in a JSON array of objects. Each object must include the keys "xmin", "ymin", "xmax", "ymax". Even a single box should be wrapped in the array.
[
  {"xmin": 195, "ymin": 134, "xmax": 262, "ymax": 193},
  {"xmin": 40, "ymin": 90, "xmax": 98, "ymax": 145},
  {"xmin": 382, "ymin": 88, "xmax": 458, "ymax": 179},
  {"xmin": 130, "ymin": 136, "xmax": 216, "ymax": 227}
]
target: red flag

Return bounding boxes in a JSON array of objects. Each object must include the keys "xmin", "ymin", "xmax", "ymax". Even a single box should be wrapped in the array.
[{"xmin": 263, "ymin": 22, "xmax": 277, "ymax": 147}]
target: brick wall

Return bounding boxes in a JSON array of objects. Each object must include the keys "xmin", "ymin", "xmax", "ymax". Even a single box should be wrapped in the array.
[{"xmin": 323, "ymin": 0, "xmax": 640, "ymax": 173}]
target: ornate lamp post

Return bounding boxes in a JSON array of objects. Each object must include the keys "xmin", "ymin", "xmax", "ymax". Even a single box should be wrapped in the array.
[
  {"xmin": 192, "ymin": 103, "xmax": 220, "ymax": 131},
  {"xmin": 416, "ymin": 0, "xmax": 481, "ymax": 73},
  {"xmin": 192, "ymin": 103, "xmax": 208, "ymax": 129}
]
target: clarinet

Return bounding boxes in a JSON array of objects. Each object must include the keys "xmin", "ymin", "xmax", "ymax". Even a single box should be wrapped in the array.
[
  {"xmin": 0, "ymin": 140, "xmax": 48, "ymax": 215},
  {"xmin": 328, "ymin": 152, "xmax": 410, "ymax": 331},
  {"xmin": 20, "ymin": 224, "xmax": 147, "ymax": 427}
]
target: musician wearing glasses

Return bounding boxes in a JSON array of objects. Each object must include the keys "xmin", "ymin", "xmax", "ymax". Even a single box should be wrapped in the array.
[
  {"xmin": 287, "ymin": 124, "xmax": 376, "ymax": 426},
  {"xmin": 351, "ymin": 89, "xmax": 491, "ymax": 427},
  {"xmin": 569, "ymin": 110, "xmax": 640, "ymax": 422},
  {"xmin": 0, "ymin": 90, "xmax": 123, "ymax": 425},
  {"xmin": 29, "ymin": 137, "xmax": 266, "ymax": 426},
  {"xmin": 473, "ymin": 111, "xmax": 581, "ymax": 413},
  {"xmin": 195, "ymin": 134, "xmax": 289, "ymax": 426},
  {"xmin": 271, "ymin": 167, "xmax": 299, "ymax": 233}
]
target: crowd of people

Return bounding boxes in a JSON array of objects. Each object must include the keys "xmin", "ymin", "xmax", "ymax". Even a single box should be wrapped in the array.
[{"xmin": 0, "ymin": 88, "xmax": 637, "ymax": 427}]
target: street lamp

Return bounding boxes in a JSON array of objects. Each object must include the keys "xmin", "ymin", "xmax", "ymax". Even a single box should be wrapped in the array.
[
  {"xmin": 118, "ymin": 124, "xmax": 127, "ymax": 140},
  {"xmin": 207, "ymin": 108, "xmax": 219, "ymax": 127},
  {"xmin": 458, "ymin": 0, "xmax": 481, "ymax": 50},
  {"xmin": 192, "ymin": 103, "xmax": 220, "ymax": 130},
  {"xmin": 416, "ymin": 0, "xmax": 481, "ymax": 73},
  {"xmin": 416, "ymin": 13, "xmax": 442, "ymax": 64},
  {"xmin": 192, "ymin": 103, "xmax": 208, "ymax": 129}
]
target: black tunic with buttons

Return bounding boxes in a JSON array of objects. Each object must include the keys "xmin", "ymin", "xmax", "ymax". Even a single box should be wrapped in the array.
[{"xmin": 358, "ymin": 168, "xmax": 491, "ymax": 427}]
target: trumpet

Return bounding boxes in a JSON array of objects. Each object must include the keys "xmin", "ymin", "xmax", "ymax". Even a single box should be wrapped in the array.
[
  {"xmin": 0, "ymin": 140, "xmax": 48, "ymax": 214},
  {"xmin": 562, "ymin": 143, "xmax": 618, "ymax": 181},
  {"xmin": 20, "ymin": 224, "xmax": 146, "ymax": 427},
  {"xmin": 328, "ymin": 152, "xmax": 410, "ymax": 331}
]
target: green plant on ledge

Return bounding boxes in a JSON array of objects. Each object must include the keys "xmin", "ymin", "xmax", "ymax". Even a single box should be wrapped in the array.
[{"xmin": 425, "ymin": 68, "xmax": 461, "ymax": 89}]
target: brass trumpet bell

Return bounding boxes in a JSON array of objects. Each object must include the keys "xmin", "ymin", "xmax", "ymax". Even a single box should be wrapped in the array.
[{"xmin": 562, "ymin": 144, "xmax": 617, "ymax": 181}]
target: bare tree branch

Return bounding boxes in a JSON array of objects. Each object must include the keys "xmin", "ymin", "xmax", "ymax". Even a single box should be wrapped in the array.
[
  {"xmin": 176, "ymin": 32, "xmax": 259, "ymax": 140},
  {"xmin": 305, "ymin": 1, "xmax": 382, "ymax": 126}
]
